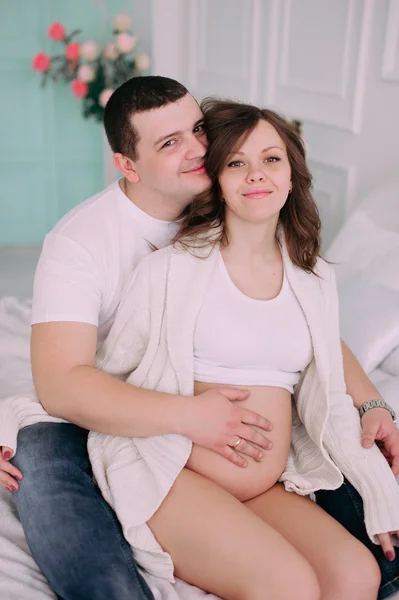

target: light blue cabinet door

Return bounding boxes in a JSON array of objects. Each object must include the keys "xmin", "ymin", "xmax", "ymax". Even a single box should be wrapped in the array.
[{"xmin": 0, "ymin": 0, "xmax": 142, "ymax": 244}]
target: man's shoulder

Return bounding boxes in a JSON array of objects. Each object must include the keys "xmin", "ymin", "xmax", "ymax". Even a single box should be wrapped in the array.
[{"xmin": 50, "ymin": 181, "xmax": 121, "ymax": 237}]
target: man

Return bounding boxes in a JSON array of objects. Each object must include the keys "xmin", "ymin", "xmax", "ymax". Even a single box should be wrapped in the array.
[{"xmin": 1, "ymin": 76, "xmax": 398, "ymax": 600}]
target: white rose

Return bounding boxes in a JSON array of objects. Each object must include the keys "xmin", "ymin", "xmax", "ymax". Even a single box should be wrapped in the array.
[
  {"xmin": 80, "ymin": 40, "xmax": 99, "ymax": 61},
  {"xmin": 135, "ymin": 53, "xmax": 151, "ymax": 72},
  {"xmin": 116, "ymin": 33, "xmax": 137, "ymax": 54},
  {"xmin": 113, "ymin": 13, "xmax": 131, "ymax": 32},
  {"xmin": 77, "ymin": 64, "xmax": 95, "ymax": 83},
  {"xmin": 103, "ymin": 43, "xmax": 119, "ymax": 61},
  {"xmin": 99, "ymin": 88, "xmax": 114, "ymax": 108}
]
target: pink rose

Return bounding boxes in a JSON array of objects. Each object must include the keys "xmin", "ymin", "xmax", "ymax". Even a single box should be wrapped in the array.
[
  {"xmin": 113, "ymin": 13, "xmax": 132, "ymax": 33},
  {"xmin": 32, "ymin": 52, "xmax": 51, "ymax": 72},
  {"xmin": 66, "ymin": 42, "xmax": 80, "ymax": 61},
  {"xmin": 77, "ymin": 65, "xmax": 95, "ymax": 83},
  {"xmin": 99, "ymin": 88, "xmax": 114, "ymax": 108},
  {"xmin": 48, "ymin": 22, "xmax": 65, "ymax": 41},
  {"xmin": 80, "ymin": 40, "xmax": 99, "ymax": 61},
  {"xmin": 116, "ymin": 33, "xmax": 137, "ymax": 54},
  {"xmin": 135, "ymin": 53, "xmax": 151, "ymax": 72},
  {"xmin": 71, "ymin": 80, "xmax": 89, "ymax": 98}
]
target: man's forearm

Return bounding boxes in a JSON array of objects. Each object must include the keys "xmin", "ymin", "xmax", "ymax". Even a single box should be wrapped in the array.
[
  {"xmin": 341, "ymin": 340, "xmax": 383, "ymax": 409},
  {"xmin": 40, "ymin": 365, "xmax": 192, "ymax": 438}
]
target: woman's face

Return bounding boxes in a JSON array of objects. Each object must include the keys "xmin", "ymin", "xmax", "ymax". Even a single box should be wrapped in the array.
[{"xmin": 218, "ymin": 120, "xmax": 292, "ymax": 225}]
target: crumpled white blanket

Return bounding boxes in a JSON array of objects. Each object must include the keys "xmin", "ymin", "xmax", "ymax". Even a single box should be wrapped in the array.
[
  {"xmin": 0, "ymin": 297, "xmax": 35, "ymax": 401},
  {"xmin": 0, "ymin": 296, "xmax": 221, "ymax": 599}
]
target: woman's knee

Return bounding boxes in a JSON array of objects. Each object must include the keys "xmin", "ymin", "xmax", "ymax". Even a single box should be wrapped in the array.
[
  {"xmin": 243, "ymin": 555, "xmax": 320, "ymax": 600},
  {"xmin": 324, "ymin": 544, "xmax": 380, "ymax": 600},
  {"xmin": 282, "ymin": 559, "xmax": 320, "ymax": 600},
  {"xmin": 346, "ymin": 548, "xmax": 380, "ymax": 600}
]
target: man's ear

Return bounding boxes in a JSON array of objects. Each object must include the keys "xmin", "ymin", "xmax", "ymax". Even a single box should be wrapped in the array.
[{"xmin": 113, "ymin": 153, "xmax": 140, "ymax": 183}]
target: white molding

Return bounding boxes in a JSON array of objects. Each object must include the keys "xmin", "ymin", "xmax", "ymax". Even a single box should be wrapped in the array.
[
  {"xmin": 248, "ymin": 0, "xmax": 263, "ymax": 103},
  {"xmin": 197, "ymin": 1, "xmax": 209, "ymax": 75},
  {"xmin": 184, "ymin": 0, "xmax": 262, "ymax": 102},
  {"xmin": 262, "ymin": 0, "xmax": 281, "ymax": 106},
  {"xmin": 187, "ymin": 0, "xmax": 200, "ymax": 91},
  {"xmin": 382, "ymin": 0, "xmax": 399, "ymax": 82},
  {"xmin": 150, "ymin": 0, "xmax": 187, "ymax": 83},
  {"xmin": 351, "ymin": 0, "xmax": 373, "ymax": 132},
  {"xmin": 307, "ymin": 159, "xmax": 355, "ymax": 248},
  {"xmin": 266, "ymin": 0, "xmax": 373, "ymax": 133},
  {"xmin": 279, "ymin": 0, "xmax": 355, "ymax": 98}
]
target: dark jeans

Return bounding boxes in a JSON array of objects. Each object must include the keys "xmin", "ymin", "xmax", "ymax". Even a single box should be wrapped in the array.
[
  {"xmin": 11, "ymin": 423, "xmax": 154, "ymax": 600},
  {"xmin": 316, "ymin": 482, "xmax": 399, "ymax": 600},
  {"xmin": 11, "ymin": 423, "xmax": 399, "ymax": 600}
]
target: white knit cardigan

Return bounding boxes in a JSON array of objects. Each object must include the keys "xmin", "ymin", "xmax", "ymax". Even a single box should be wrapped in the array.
[{"xmin": 1, "ymin": 234, "xmax": 399, "ymax": 582}]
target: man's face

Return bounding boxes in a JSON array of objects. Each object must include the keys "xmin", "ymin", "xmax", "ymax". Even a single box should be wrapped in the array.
[{"xmin": 131, "ymin": 94, "xmax": 211, "ymax": 205}]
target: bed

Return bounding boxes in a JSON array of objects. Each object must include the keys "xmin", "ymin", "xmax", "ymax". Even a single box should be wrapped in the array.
[{"xmin": 0, "ymin": 177, "xmax": 399, "ymax": 598}]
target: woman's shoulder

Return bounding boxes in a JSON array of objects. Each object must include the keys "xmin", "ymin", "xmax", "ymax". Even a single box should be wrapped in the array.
[
  {"xmin": 136, "ymin": 245, "xmax": 173, "ymax": 272},
  {"xmin": 137, "ymin": 242, "xmax": 216, "ymax": 276},
  {"xmin": 314, "ymin": 256, "xmax": 335, "ymax": 281}
]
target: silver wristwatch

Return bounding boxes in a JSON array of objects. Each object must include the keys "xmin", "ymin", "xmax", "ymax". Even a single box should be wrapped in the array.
[{"xmin": 358, "ymin": 399, "xmax": 397, "ymax": 424}]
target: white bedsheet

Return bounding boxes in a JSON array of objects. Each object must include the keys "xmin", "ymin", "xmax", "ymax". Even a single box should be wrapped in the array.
[{"xmin": 1, "ymin": 296, "xmax": 399, "ymax": 599}]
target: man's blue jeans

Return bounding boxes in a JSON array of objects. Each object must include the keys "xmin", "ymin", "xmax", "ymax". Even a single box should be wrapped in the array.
[
  {"xmin": 11, "ymin": 423, "xmax": 399, "ymax": 600},
  {"xmin": 11, "ymin": 423, "xmax": 154, "ymax": 600}
]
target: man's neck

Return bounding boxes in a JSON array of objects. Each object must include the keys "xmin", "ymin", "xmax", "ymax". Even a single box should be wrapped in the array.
[{"xmin": 120, "ymin": 179, "xmax": 190, "ymax": 222}]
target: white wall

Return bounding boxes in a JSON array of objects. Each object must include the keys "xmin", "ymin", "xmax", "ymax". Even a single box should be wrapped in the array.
[{"xmin": 151, "ymin": 0, "xmax": 399, "ymax": 249}]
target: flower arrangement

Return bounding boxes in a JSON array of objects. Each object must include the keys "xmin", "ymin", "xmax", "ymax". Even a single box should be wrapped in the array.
[{"xmin": 32, "ymin": 14, "xmax": 150, "ymax": 122}]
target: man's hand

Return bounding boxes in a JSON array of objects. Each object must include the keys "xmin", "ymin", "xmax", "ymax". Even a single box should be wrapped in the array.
[
  {"xmin": 361, "ymin": 407, "xmax": 399, "ymax": 476},
  {"xmin": 182, "ymin": 388, "xmax": 274, "ymax": 468}
]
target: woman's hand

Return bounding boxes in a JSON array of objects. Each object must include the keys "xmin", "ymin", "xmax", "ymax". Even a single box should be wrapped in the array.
[
  {"xmin": 377, "ymin": 531, "xmax": 399, "ymax": 561},
  {"xmin": 361, "ymin": 407, "xmax": 399, "ymax": 475},
  {"xmin": 0, "ymin": 447, "xmax": 22, "ymax": 492}
]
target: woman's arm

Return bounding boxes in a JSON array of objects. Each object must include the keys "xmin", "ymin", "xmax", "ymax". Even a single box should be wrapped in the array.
[
  {"xmin": 341, "ymin": 340, "xmax": 383, "ymax": 407},
  {"xmin": 324, "ymin": 260, "xmax": 399, "ymax": 472},
  {"xmin": 340, "ymin": 336, "xmax": 399, "ymax": 473},
  {"xmin": 323, "ymin": 392, "xmax": 399, "ymax": 546}
]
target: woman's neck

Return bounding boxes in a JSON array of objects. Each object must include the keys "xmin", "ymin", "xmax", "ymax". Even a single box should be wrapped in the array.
[{"xmin": 222, "ymin": 213, "xmax": 281, "ymax": 265}]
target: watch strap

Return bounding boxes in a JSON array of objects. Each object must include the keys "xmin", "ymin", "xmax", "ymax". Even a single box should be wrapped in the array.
[{"xmin": 358, "ymin": 399, "xmax": 396, "ymax": 423}]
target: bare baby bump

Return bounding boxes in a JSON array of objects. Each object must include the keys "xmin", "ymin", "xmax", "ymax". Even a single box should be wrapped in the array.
[{"xmin": 187, "ymin": 382, "xmax": 292, "ymax": 501}]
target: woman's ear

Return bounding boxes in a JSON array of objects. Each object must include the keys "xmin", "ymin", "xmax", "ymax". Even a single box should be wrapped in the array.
[{"xmin": 113, "ymin": 153, "xmax": 140, "ymax": 183}]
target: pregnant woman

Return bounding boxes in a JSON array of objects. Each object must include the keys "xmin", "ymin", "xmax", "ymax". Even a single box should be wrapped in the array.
[{"xmin": 89, "ymin": 98, "xmax": 399, "ymax": 600}]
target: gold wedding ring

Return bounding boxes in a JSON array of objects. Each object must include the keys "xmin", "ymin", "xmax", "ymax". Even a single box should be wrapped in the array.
[{"xmin": 232, "ymin": 437, "xmax": 241, "ymax": 449}]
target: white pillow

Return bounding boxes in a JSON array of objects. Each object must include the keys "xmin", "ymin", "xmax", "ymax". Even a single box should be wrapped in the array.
[
  {"xmin": 381, "ymin": 346, "xmax": 399, "ymax": 376},
  {"xmin": 338, "ymin": 275, "xmax": 399, "ymax": 373}
]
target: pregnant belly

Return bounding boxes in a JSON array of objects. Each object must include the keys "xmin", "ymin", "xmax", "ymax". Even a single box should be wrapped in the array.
[{"xmin": 186, "ymin": 381, "xmax": 292, "ymax": 502}]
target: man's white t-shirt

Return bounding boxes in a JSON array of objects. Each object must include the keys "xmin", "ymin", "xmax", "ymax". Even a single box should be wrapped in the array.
[{"xmin": 31, "ymin": 180, "xmax": 180, "ymax": 346}]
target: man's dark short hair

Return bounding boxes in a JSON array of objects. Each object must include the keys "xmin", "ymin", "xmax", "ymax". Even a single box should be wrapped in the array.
[{"xmin": 104, "ymin": 75, "xmax": 189, "ymax": 161}]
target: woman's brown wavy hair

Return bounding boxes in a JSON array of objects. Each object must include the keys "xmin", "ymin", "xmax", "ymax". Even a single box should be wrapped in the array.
[{"xmin": 174, "ymin": 98, "xmax": 322, "ymax": 273}]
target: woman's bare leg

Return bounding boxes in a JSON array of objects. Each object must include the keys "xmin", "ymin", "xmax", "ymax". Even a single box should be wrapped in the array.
[
  {"xmin": 245, "ymin": 484, "xmax": 381, "ymax": 600},
  {"xmin": 148, "ymin": 469, "xmax": 320, "ymax": 600}
]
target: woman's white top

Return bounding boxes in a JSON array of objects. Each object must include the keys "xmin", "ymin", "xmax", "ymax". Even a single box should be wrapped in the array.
[
  {"xmin": 194, "ymin": 253, "xmax": 313, "ymax": 392},
  {"xmin": 1, "ymin": 231, "xmax": 399, "ymax": 583}
]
